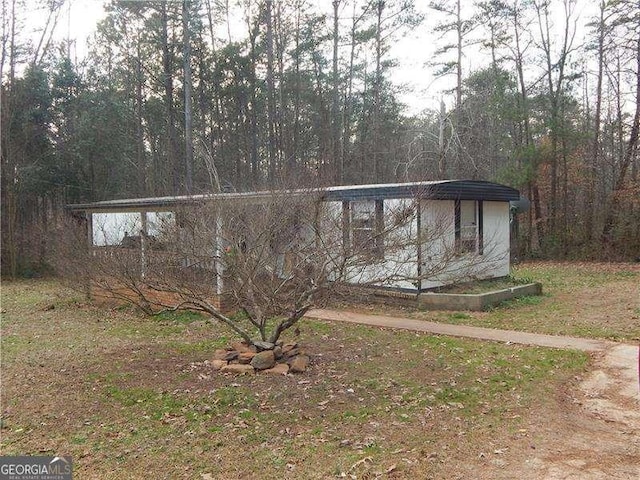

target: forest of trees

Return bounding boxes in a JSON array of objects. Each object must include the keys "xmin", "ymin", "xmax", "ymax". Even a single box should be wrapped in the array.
[{"xmin": 1, "ymin": 0, "xmax": 639, "ymax": 277}]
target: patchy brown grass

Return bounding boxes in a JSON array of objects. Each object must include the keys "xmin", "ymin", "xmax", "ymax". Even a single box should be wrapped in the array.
[{"xmin": 0, "ymin": 278, "xmax": 589, "ymax": 479}]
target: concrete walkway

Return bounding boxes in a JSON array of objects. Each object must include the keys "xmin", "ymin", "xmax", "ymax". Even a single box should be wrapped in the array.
[{"xmin": 306, "ymin": 308, "xmax": 618, "ymax": 352}]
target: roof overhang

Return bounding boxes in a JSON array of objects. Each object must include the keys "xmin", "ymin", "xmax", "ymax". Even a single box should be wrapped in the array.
[{"xmin": 66, "ymin": 180, "xmax": 520, "ymax": 213}]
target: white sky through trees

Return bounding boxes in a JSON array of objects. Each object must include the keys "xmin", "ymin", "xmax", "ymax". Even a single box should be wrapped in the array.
[{"xmin": 21, "ymin": 0, "xmax": 601, "ymax": 116}]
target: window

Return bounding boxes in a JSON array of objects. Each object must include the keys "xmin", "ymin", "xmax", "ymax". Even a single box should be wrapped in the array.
[
  {"xmin": 343, "ymin": 200, "xmax": 384, "ymax": 258},
  {"xmin": 91, "ymin": 211, "xmax": 177, "ymax": 249},
  {"xmin": 92, "ymin": 212, "xmax": 142, "ymax": 247},
  {"xmin": 455, "ymin": 200, "xmax": 483, "ymax": 255}
]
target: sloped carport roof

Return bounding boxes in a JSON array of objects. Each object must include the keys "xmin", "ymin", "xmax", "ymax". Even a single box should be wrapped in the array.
[{"xmin": 66, "ymin": 180, "xmax": 520, "ymax": 213}]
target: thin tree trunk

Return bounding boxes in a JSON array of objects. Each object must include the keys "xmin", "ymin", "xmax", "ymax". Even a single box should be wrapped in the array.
[
  {"xmin": 537, "ymin": 0, "xmax": 558, "ymax": 235},
  {"xmin": 293, "ymin": 6, "xmax": 301, "ymax": 171},
  {"xmin": 341, "ymin": 0, "xmax": 360, "ymax": 184},
  {"xmin": 373, "ymin": 0, "xmax": 383, "ymax": 183},
  {"xmin": 274, "ymin": 2, "xmax": 288, "ymax": 175},
  {"xmin": 438, "ymin": 99, "xmax": 447, "ymax": 179},
  {"xmin": 455, "ymin": 0, "xmax": 462, "ymax": 112},
  {"xmin": 135, "ymin": 52, "xmax": 147, "ymax": 196},
  {"xmin": 247, "ymin": 10, "xmax": 259, "ymax": 186},
  {"xmin": 265, "ymin": 0, "xmax": 277, "ymax": 183},
  {"xmin": 0, "ymin": 0, "xmax": 8, "ymax": 82},
  {"xmin": 183, "ymin": 0, "xmax": 193, "ymax": 194},
  {"xmin": 332, "ymin": 0, "xmax": 341, "ymax": 184},
  {"xmin": 602, "ymin": 30, "xmax": 640, "ymax": 246},
  {"xmin": 586, "ymin": 0, "xmax": 606, "ymax": 245},
  {"xmin": 2, "ymin": 0, "xmax": 17, "ymax": 276},
  {"xmin": 160, "ymin": 3, "xmax": 179, "ymax": 194}
]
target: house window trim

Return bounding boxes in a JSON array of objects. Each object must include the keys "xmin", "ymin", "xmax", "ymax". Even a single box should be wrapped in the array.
[
  {"xmin": 454, "ymin": 199, "xmax": 483, "ymax": 255},
  {"xmin": 343, "ymin": 199, "xmax": 385, "ymax": 259}
]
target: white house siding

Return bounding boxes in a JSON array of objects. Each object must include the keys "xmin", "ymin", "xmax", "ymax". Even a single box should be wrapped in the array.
[
  {"xmin": 326, "ymin": 198, "xmax": 419, "ymax": 290},
  {"xmin": 419, "ymin": 200, "xmax": 510, "ymax": 289},
  {"xmin": 481, "ymin": 201, "xmax": 511, "ymax": 277}
]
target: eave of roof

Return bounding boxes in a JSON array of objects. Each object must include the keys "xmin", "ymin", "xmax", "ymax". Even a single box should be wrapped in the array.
[{"xmin": 66, "ymin": 180, "xmax": 520, "ymax": 212}]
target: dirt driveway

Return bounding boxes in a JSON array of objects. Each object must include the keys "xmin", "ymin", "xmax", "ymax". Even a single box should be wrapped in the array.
[{"xmin": 513, "ymin": 343, "xmax": 638, "ymax": 480}]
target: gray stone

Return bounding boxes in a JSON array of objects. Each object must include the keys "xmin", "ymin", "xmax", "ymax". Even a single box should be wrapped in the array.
[
  {"xmin": 273, "ymin": 345, "xmax": 283, "ymax": 359},
  {"xmin": 250, "ymin": 350, "xmax": 276, "ymax": 370},
  {"xmin": 254, "ymin": 341, "xmax": 275, "ymax": 351}
]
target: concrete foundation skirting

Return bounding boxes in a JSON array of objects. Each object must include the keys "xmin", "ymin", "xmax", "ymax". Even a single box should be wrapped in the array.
[{"xmin": 417, "ymin": 282, "xmax": 543, "ymax": 311}]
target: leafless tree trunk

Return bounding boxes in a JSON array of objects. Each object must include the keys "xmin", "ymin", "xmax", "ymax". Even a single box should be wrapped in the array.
[
  {"xmin": 454, "ymin": 0, "xmax": 462, "ymax": 112},
  {"xmin": 586, "ymin": 0, "xmax": 608, "ymax": 244},
  {"xmin": 533, "ymin": 0, "xmax": 577, "ymax": 239},
  {"xmin": 265, "ymin": 0, "xmax": 277, "ymax": 183},
  {"xmin": 602, "ymin": 29, "xmax": 640, "ymax": 246},
  {"xmin": 183, "ymin": 0, "xmax": 194, "ymax": 194},
  {"xmin": 437, "ymin": 99, "xmax": 449, "ymax": 179},
  {"xmin": 243, "ymin": 2, "xmax": 260, "ymax": 187},
  {"xmin": 341, "ymin": 0, "xmax": 368, "ymax": 184},
  {"xmin": 32, "ymin": 0, "xmax": 64, "ymax": 66},
  {"xmin": 332, "ymin": 0, "xmax": 342, "ymax": 184},
  {"xmin": 293, "ymin": 5, "xmax": 301, "ymax": 171},
  {"xmin": 0, "ymin": 0, "xmax": 9, "ymax": 82},
  {"xmin": 135, "ymin": 50, "xmax": 147, "ymax": 196},
  {"xmin": 160, "ymin": 3, "xmax": 180, "ymax": 195},
  {"xmin": 373, "ymin": 0, "xmax": 383, "ymax": 183},
  {"xmin": 0, "ymin": 0, "xmax": 23, "ymax": 277}
]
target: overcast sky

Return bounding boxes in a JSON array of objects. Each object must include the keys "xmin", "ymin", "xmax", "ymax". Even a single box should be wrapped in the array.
[{"xmin": 25, "ymin": 0, "xmax": 600, "ymax": 116}]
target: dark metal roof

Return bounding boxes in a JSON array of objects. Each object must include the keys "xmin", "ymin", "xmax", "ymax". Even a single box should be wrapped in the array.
[
  {"xmin": 321, "ymin": 180, "xmax": 519, "ymax": 202},
  {"xmin": 67, "ymin": 180, "xmax": 519, "ymax": 212}
]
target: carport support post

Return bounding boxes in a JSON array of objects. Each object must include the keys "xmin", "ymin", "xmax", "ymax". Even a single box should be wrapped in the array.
[
  {"xmin": 140, "ymin": 211, "xmax": 148, "ymax": 279},
  {"xmin": 215, "ymin": 213, "xmax": 224, "ymax": 296},
  {"xmin": 416, "ymin": 201, "xmax": 422, "ymax": 292},
  {"xmin": 85, "ymin": 212, "xmax": 93, "ymax": 300}
]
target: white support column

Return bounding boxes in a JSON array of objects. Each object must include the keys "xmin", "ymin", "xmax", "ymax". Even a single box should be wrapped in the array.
[
  {"xmin": 86, "ymin": 212, "xmax": 93, "ymax": 252},
  {"xmin": 85, "ymin": 212, "xmax": 93, "ymax": 300},
  {"xmin": 140, "ymin": 211, "xmax": 148, "ymax": 279},
  {"xmin": 215, "ymin": 214, "xmax": 224, "ymax": 296}
]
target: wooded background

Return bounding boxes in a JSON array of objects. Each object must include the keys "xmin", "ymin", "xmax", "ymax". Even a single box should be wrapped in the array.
[{"xmin": 2, "ymin": 0, "xmax": 639, "ymax": 277}]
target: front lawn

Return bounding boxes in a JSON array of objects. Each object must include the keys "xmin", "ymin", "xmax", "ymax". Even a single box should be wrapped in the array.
[{"xmin": 0, "ymin": 279, "xmax": 587, "ymax": 479}]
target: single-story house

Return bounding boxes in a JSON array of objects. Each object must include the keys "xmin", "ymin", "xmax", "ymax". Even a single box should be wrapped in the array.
[{"xmin": 67, "ymin": 180, "xmax": 519, "ymax": 293}]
